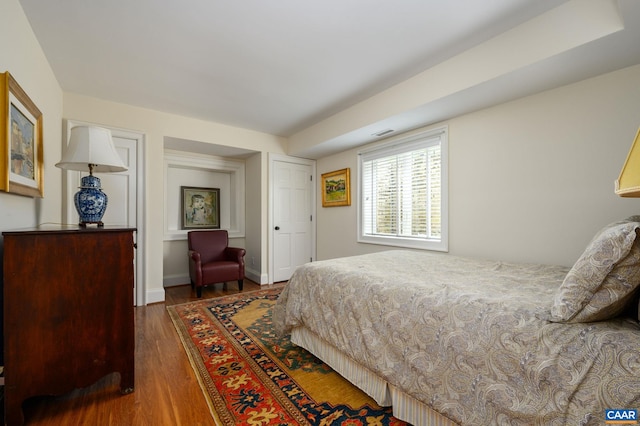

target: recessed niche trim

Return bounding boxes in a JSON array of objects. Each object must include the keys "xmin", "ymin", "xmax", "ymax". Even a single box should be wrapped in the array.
[{"xmin": 164, "ymin": 149, "xmax": 245, "ymax": 241}]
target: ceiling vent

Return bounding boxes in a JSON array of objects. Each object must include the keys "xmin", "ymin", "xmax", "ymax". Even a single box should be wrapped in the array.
[{"xmin": 372, "ymin": 129, "xmax": 394, "ymax": 137}]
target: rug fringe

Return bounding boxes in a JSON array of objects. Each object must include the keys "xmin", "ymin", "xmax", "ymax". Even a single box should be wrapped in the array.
[{"xmin": 168, "ymin": 283, "xmax": 287, "ymax": 309}]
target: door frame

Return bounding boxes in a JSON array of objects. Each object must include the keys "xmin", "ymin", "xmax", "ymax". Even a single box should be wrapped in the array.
[
  {"xmin": 63, "ymin": 119, "xmax": 147, "ymax": 305},
  {"xmin": 268, "ymin": 153, "xmax": 316, "ymax": 284}
]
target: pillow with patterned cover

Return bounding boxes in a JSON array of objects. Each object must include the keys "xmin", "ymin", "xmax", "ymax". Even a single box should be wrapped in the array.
[{"xmin": 548, "ymin": 218, "xmax": 640, "ymax": 323}]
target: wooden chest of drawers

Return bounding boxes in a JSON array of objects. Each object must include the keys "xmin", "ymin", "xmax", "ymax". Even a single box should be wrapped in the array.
[{"xmin": 2, "ymin": 226, "xmax": 135, "ymax": 425}]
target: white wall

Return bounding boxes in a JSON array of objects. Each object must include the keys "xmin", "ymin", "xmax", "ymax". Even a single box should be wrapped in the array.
[
  {"xmin": 288, "ymin": 1, "xmax": 627, "ymax": 159},
  {"xmin": 316, "ymin": 64, "xmax": 640, "ymax": 267},
  {"xmin": 6, "ymin": 0, "xmax": 640, "ymax": 292},
  {"xmin": 63, "ymin": 93, "xmax": 287, "ymax": 303},
  {"xmin": 245, "ymin": 152, "xmax": 268, "ymax": 283},
  {"xmin": 0, "ymin": 0, "xmax": 63, "ymax": 233}
]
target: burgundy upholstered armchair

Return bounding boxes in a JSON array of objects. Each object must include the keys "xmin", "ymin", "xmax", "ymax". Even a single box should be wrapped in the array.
[{"xmin": 187, "ymin": 230, "xmax": 246, "ymax": 298}]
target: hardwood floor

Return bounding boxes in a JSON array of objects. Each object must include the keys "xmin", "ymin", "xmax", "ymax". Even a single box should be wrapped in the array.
[{"xmin": 15, "ymin": 280, "xmax": 266, "ymax": 425}]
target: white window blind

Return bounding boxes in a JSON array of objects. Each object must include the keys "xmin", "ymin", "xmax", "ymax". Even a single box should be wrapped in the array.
[{"xmin": 358, "ymin": 127, "xmax": 448, "ymax": 251}]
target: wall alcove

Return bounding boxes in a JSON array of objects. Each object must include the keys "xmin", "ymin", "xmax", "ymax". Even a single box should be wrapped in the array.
[{"xmin": 163, "ymin": 149, "xmax": 246, "ymax": 240}]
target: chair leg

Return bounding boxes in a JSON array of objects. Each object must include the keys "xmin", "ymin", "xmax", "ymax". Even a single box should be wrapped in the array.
[
  {"xmin": 196, "ymin": 286, "xmax": 203, "ymax": 298},
  {"xmin": 238, "ymin": 279, "xmax": 243, "ymax": 291}
]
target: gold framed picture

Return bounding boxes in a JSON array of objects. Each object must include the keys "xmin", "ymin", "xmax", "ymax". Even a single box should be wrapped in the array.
[
  {"xmin": 0, "ymin": 72, "xmax": 44, "ymax": 197},
  {"xmin": 321, "ymin": 168, "xmax": 351, "ymax": 207}
]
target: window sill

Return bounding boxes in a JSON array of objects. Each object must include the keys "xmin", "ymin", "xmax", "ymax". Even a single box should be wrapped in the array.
[{"xmin": 357, "ymin": 235, "xmax": 448, "ymax": 252}]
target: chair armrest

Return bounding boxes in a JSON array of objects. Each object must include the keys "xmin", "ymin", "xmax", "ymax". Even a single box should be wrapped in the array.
[
  {"xmin": 188, "ymin": 249, "xmax": 203, "ymax": 286},
  {"xmin": 188, "ymin": 249, "xmax": 201, "ymax": 264},
  {"xmin": 225, "ymin": 247, "xmax": 246, "ymax": 265}
]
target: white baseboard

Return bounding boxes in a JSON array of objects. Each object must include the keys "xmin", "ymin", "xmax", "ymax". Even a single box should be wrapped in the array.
[
  {"xmin": 146, "ymin": 288, "xmax": 166, "ymax": 305},
  {"xmin": 161, "ymin": 270, "xmax": 270, "ymax": 294},
  {"xmin": 164, "ymin": 274, "xmax": 190, "ymax": 287},
  {"xmin": 245, "ymin": 267, "xmax": 270, "ymax": 284}
]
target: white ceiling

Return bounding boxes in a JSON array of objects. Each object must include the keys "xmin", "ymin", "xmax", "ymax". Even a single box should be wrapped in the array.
[{"xmin": 19, "ymin": 0, "xmax": 640, "ymax": 158}]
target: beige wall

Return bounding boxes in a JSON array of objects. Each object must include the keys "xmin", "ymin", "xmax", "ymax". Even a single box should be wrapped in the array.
[
  {"xmin": 0, "ymin": 0, "xmax": 63, "ymax": 232},
  {"xmin": 62, "ymin": 93, "xmax": 287, "ymax": 302},
  {"xmin": 316, "ymin": 64, "xmax": 640, "ymax": 267}
]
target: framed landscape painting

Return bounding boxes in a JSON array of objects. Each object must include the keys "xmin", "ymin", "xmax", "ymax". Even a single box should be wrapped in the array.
[
  {"xmin": 321, "ymin": 168, "xmax": 351, "ymax": 207},
  {"xmin": 181, "ymin": 186, "xmax": 221, "ymax": 229},
  {"xmin": 0, "ymin": 72, "xmax": 44, "ymax": 197}
]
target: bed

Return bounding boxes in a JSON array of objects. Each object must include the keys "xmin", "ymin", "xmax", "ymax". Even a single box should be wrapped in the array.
[{"xmin": 273, "ymin": 218, "xmax": 640, "ymax": 425}]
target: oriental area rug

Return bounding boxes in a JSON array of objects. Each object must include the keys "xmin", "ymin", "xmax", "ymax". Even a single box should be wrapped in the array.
[{"xmin": 167, "ymin": 286, "xmax": 408, "ymax": 426}]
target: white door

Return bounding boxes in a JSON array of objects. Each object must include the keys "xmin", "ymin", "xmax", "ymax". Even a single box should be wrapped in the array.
[
  {"xmin": 270, "ymin": 155, "xmax": 315, "ymax": 282},
  {"xmin": 98, "ymin": 137, "xmax": 137, "ymax": 227},
  {"xmin": 64, "ymin": 121, "xmax": 144, "ymax": 305}
]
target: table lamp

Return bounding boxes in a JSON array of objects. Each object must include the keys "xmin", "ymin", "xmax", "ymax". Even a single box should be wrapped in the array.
[
  {"xmin": 55, "ymin": 126, "xmax": 127, "ymax": 227},
  {"xmin": 616, "ymin": 127, "xmax": 640, "ymax": 197}
]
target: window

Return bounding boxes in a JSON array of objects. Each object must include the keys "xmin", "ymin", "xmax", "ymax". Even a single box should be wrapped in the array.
[{"xmin": 358, "ymin": 127, "xmax": 448, "ymax": 251}]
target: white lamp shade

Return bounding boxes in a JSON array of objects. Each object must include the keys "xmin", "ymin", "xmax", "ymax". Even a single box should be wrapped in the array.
[
  {"xmin": 615, "ymin": 127, "xmax": 640, "ymax": 197},
  {"xmin": 55, "ymin": 126, "xmax": 128, "ymax": 172}
]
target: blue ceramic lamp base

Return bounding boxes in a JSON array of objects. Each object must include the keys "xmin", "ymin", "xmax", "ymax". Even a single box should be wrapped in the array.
[{"xmin": 74, "ymin": 175, "xmax": 108, "ymax": 227}]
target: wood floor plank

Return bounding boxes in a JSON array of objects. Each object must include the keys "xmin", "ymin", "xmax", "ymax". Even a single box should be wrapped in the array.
[{"xmin": 15, "ymin": 280, "xmax": 263, "ymax": 425}]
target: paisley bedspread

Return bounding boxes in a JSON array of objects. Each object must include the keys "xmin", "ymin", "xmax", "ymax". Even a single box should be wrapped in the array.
[{"xmin": 273, "ymin": 250, "xmax": 640, "ymax": 425}]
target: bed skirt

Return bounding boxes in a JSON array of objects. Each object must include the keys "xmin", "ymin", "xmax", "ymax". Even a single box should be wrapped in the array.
[{"xmin": 291, "ymin": 326, "xmax": 459, "ymax": 426}]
